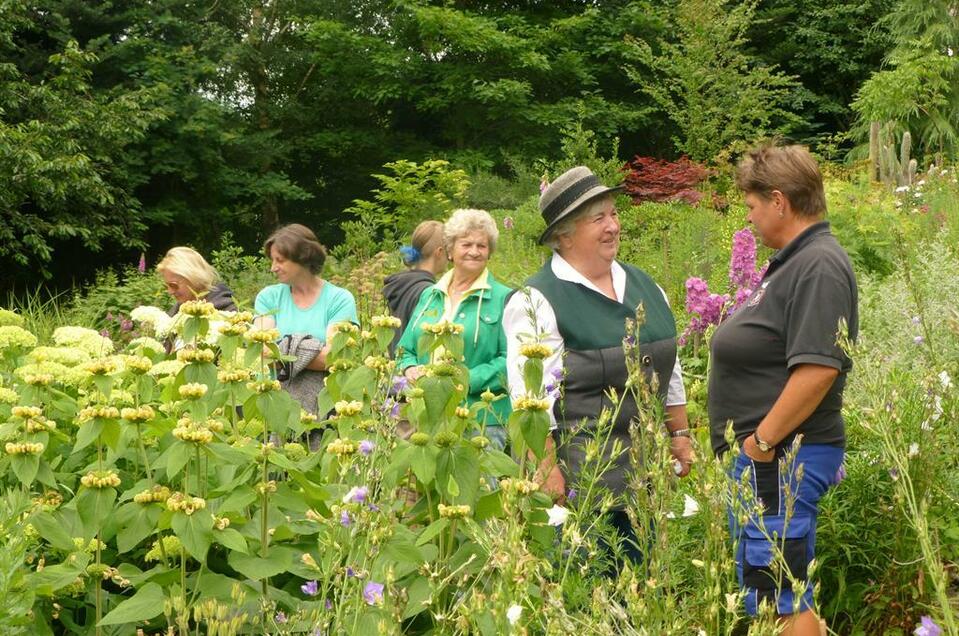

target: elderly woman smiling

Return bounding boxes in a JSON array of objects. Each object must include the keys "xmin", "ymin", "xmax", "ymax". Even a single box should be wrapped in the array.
[{"xmin": 396, "ymin": 209, "xmax": 513, "ymax": 444}]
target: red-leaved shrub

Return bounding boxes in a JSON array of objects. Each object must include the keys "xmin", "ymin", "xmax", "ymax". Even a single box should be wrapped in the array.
[{"xmin": 622, "ymin": 156, "xmax": 710, "ymax": 205}]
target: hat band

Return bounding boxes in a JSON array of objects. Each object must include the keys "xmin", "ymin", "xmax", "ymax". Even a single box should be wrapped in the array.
[{"xmin": 542, "ymin": 174, "xmax": 603, "ymax": 226}]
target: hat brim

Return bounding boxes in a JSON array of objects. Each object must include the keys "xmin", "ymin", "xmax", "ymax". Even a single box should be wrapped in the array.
[{"xmin": 538, "ymin": 184, "xmax": 625, "ymax": 245}]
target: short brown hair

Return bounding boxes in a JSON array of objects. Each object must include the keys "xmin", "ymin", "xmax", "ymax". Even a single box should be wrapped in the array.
[
  {"xmin": 736, "ymin": 145, "xmax": 826, "ymax": 218},
  {"xmin": 263, "ymin": 224, "xmax": 327, "ymax": 274}
]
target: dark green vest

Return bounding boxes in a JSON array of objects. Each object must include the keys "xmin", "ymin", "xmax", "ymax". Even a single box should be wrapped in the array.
[{"xmin": 527, "ymin": 259, "xmax": 678, "ymax": 497}]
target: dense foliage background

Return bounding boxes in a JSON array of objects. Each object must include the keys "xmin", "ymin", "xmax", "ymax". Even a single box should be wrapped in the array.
[{"xmin": 3, "ymin": 0, "xmax": 933, "ymax": 291}]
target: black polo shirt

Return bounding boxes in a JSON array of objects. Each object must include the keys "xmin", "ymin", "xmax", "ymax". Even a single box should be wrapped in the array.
[{"xmin": 708, "ymin": 222, "xmax": 858, "ymax": 456}]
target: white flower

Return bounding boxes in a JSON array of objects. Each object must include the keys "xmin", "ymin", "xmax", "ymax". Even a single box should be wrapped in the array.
[
  {"xmin": 506, "ymin": 604, "xmax": 523, "ymax": 625},
  {"xmin": 948, "ymin": 47, "xmax": 954, "ymax": 57},
  {"xmin": 932, "ymin": 395, "xmax": 944, "ymax": 421},
  {"xmin": 681, "ymin": 494, "xmax": 700, "ymax": 517},
  {"xmin": 939, "ymin": 370, "xmax": 953, "ymax": 390},
  {"xmin": 895, "ymin": 185, "xmax": 910, "ymax": 193},
  {"xmin": 921, "ymin": 420, "xmax": 933, "ymax": 431},
  {"xmin": 908, "ymin": 443, "xmax": 920, "ymax": 458},
  {"xmin": 546, "ymin": 504, "xmax": 569, "ymax": 527}
]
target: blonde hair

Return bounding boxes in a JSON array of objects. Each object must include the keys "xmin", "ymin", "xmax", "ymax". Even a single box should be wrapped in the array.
[
  {"xmin": 405, "ymin": 220, "xmax": 445, "ymax": 266},
  {"xmin": 444, "ymin": 209, "xmax": 499, "ymax": 254},
  {"xmin": 156, "ymin": 247, "xmax": 218, "ymax": 292}
]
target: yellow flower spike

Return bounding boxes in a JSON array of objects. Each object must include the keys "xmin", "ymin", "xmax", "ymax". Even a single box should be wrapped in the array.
[{"xmin": 178, "ymin": 383, "xmax": 208, "ymax": 400}]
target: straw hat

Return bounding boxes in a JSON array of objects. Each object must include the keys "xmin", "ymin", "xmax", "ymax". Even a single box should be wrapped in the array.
[{"xmin": 538, "ymin": 166, "xmax": 623, "ymax": 244}]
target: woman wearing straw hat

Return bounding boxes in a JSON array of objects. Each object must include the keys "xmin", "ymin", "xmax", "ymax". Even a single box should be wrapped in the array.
[{"xmin": 503, "ymin": 165, "xmax": 691, "ymax": 563}]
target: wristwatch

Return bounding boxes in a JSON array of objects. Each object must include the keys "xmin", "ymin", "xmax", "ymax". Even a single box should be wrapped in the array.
[{"xmin": 753, "ymin": 431, "xmax": 773, "ymax": 453}]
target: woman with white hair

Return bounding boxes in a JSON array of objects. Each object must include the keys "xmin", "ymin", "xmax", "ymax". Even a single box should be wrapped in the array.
[
  {"xmin": 156, "ymin": 246, "xmax": 236, "ymax": 314},
  {"xmin": 396, "ymin": 209, "xmax": 513, "ymax": 442}
]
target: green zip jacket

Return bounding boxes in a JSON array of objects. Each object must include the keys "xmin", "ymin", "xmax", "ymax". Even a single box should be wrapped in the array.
[{"xmin": 396, "ymin": 269, "xmax": 513, "ymax": 425}]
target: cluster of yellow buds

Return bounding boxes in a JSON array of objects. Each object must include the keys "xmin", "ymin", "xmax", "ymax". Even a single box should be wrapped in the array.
[
  {"xmin": 12, "ymin": 406, "xmax": 43, "ymax": 419},
  {"xmin": 284, "ymin": 442, "xmax": 307, "ymax": 461},
  {"xmin": 500, "ymin": 478, "xmax": 540, "ymax": 496},
  {"xmin": 166, "ymin": 492, "xmax": 207, "ymax": 515},
  {"xmin": 327, "ymin": 359, "xmax": 357, "ymax": 373},
  {"xmin": 518, "ymin": 342, "xmax": 553, "ymax": 360},
  {"xmin": 429, "ymin": 362, "xmax": 460, "ymax": 377},
  {"xmin": 256, "ymin": 480, "xmax": 278, "ymax": 495},
  {"xmin": 363, "ymin": 356, "xmax": 391, "ymax": 372},
  {"xmin": 73, "ymin": 537, "xmax": 107, "ymax": 552},
  {"xmin": 177, "ymin": 348, "xmax": 216, "ymax": 364},
  {"xmin": 422, "ymin": 321, "xmax": 464, "ymax": 335},
  {"xmin": 300, "ymin": 411, "xmax": 318, "ymax": 426},
  {"xmin": 334, "ymin": 400, "xmax": 363, "ymax": 417},
  {"xmin": 514, "ymin": 396, "xmax": 551, "ymax": 412},
  {"xmin": 244, "ymin": 328, "xmax": 279, "ymax": 344},
  {"xmin": 371, "ymin": 315, "xmax": 402, "ymax": 329},
  {"xmin": 433, "ymin": 431, "xmax": 459, "ymax": 448},
  {"xmin": 81, "ymin": 470, "xmax": 121, "ymax": 489},
  {"xmin": 247, "ymin": 379, "xmax": 281, "ymax": 394},
  {"xmin": 410, "ymin": 432, "xmax": 431, "ymax": 446},
  {"xmin": 358, "ymin": 418, "xmax": 377, "ymax": 432},
  {"xmin": 206, "ymin": 418, "xmax": 225, "ymax": 433},
  {"xmin": 0, "ymin": 387, "xmax": 19, "ymax": 404},
  {"xmin": 470, "ymin": 435, "xmax": 490, "ymax": 450},
  {"xmin": 23, "ymin": 373, "xmax": 54, "ymax": 386},
  {"xmin": 213, "ymin": 516, "xmax": 231, "ymax": 531},
  {"xmin": 227, "ymin": 311, "xmax": 254, "ymax": 325},
  {"xmin": 84, "ymin": 358, "xmax": 118, "ymax": 376},
  {"xmin": 134, "ymin": 485, "xmax": 172, "ymax": 504},
  {"xmin": 332, "ymin": 322, "xmax": 360, "ymax": 335},
  {"xmin": 179, "ymin": 300, "xmax": 217, "ymax": 318},
  {"xmin": 438, "ymin": 504, "xmax": 472, "ymax": 519},
  {"xmin": 305, "ymin": 509, "xmax": 323, "ymax": 522},
  {"xmin": 178, "ymin": 383, "xmax": 208, "ymax": 400},
  {"xmin": 360, "ymin": 330, "xmax": 374, "ymax": 341},
  {"xmin": 145, "ymin": 535, "xmax": 181, "ymax": 562},
  {"xmin": 454, "ymin": 406, "xmax": 471, "ymax": 419},
  {"xmin": 5, "ymin": 441, "xmax": 44, "ymax": 455},
  {"xmin": 77, "ymin": 405, "xmax": 122, "ymax": 423},
  {"xmin": 33, "ymin": 491, "xmax": 63, "ymax": 508},
  {"xmin": 217, "ymin": 367, "xmax": 253, "ymax": 384},
  {"xmin": 25, "ymin": 416, "xmax": 56, "ymax": 433},
  {"xmin": 124, "ymin": 355, "xmax": 153, "ymax": 375},
  {"xmin": 218, "ymin": 322, "xmax": 248, "ymax": 337},
  {"xmin": 326, "ymin": 438, "xmax": 358, "ymax": 456},
  {"xmin": 173, "ymin": 417, "xmax": 214, "ymax": 444},
  {"xmin": 121, "ymin": 405, "xmax": 155, "ymax": 423}
]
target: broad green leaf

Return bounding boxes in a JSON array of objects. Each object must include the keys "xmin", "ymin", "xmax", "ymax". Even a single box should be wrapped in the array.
[
  {"xmin": 402, "ymin": 576, "xmax": 432, "ymax": 619},
  {"xmin": 116, "ymin": 502, "xmax": 161, "ymax": 554},
  {"xmin": 522, "ymin": 358, "xmax": 543, "ymax": 394},
  {"xmin": 31, "ymin": 511, "xmax": 77, "ymax": 551},
  {"xmin": 73, "ymin": 419, "xmax": 104, "ymax": 453},
  {"xmin": 213, "ymin": 527, "xmax": 248, "ymax": 554},
  {"xmin": 166, "ymin": 441, "xmax": 192, "ymax": 479},
  {"xmin": 218, "ymin": 485, "xmax": 257, "ymax": 514},
  {"xmin": 171, "ymin": 511, "xmax": 213, "ymax": 562},
  {"xmin": 481, "ymin": 449, "xmax": 520, "ymax": 478},
  {"xmin": 98, "ymin": 582, "xmax": 165, "ymax": 626},
  {"xmin": 10, "ymin": 454, "xmax": 39, "ymax": 486},
  {"xmin": 446, "ymin": 473, "xmax": 460, "ymax": 498},
  {"xmin": 76, "ymin": 487, "xmax": 117, "ymax": 533},
  {"xmin": 228, "ymin": 546, "xmax": 294, "ymax": 580},
  {"xmin": 410, "ymin": 445, "xmax": 437, "ymax": 485}
]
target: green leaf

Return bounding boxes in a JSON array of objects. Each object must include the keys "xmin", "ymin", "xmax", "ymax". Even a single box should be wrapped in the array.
[
  {"xmin": 171, "ymin": 511, "xmax": 213, "ymax": 562},
  {"xmin": 340, "ymin": 366, "xmax": 377, "ymax": 401},
  {"xmin": 76, "ymin": 487, "xmax": 117, "ymax": 534},
  {"xmin": 402, "ymin": 576, "xmax": 432, "ymax": 619},
  {"xmin": 446, "ymin": 473, "xmax": 460, "ymax": 498},
  {"xmin": 116, "ymin": 503, "xmax": 161, "ymax": 554},
  {"xmin": 10, "ymin": 454, "xmax": 39, "ymax": 486},
  {"xmin": 73, "ymin": 419, "xmax": 104, "ymax": 453},
  {"xmin": 228, "ymin": 546, "xmax": 294, "ymax": 580},
  {"xmin": 410, "ymin": 445, "xmax": 437, "ymax": 485},
  {"xmin": 98, "ymin": 582, "xmax": 165, "ymax": 626},
  {"xmin": 213, "ymin": 528, "xmax": 248, "ymax": 554},
  {"xmin": 522, "ymin": 410, "xmax": 550, "ymax": 459},
  {"xmin": 522, "ymin": 358, "xmax": 543, "ymax": 394},
  {"xmin": 31, "ymin": 511, "xmax": 77, "ymax": 551},
  {"xmin": 166, "ymin": 441, "xmax": 192, "ymax": 479},
  {"xmin": 218, "ymin": 485, "xmax": 257, "ymax": 514},
  {"xmin": 415, "ymin": 518, "xmax": 449, "ymax": 546},
  {"xmin": 93, "ymin": 374, "xmax": 114, "ymax": 398},
  {"xmin": 481, "ymin": 449, "xmax": 520, "ymax": 478}
]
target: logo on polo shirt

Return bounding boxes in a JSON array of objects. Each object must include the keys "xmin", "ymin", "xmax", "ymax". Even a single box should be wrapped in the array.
[{"xmin": 746, "ymin": 281, "xmax": 769, "ymax": 307}]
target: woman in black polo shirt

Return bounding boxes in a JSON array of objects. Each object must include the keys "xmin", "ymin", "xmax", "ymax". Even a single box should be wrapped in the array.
[{"xmin": 708, "ymin": 145, "xmax": 858, "ymax": 635}]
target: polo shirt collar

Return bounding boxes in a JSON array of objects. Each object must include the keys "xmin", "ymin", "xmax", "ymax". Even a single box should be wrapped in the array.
[
  {"xmin": 767, "ymin": 221, "xmax": 831, "ymax": 275},
  {"xmin": 435, "ymin": 267, "xmax": 491, "ymax": 297},
  {"xmin": 550, "ymin": 252, "xmax": 626, "ymax": 302}
]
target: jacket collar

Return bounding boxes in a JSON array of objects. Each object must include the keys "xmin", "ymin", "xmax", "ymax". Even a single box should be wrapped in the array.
[{"xmin": 766, "ymin": 221, "xmax": 831, "ymax": 277}]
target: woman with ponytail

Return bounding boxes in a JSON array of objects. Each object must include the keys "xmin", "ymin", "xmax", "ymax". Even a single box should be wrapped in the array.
[{"xmin": 383, "ymin": 220, "xmax": 447, "ymax": 354}]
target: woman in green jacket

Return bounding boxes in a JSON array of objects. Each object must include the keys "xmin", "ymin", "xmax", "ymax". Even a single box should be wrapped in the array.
[{"xmin": 397, "ymin": 208, "xmax": 513, "ymax": 446}]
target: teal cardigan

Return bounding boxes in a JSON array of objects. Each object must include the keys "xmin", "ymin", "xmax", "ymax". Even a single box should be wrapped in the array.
[{"xmin": 396, "ymin": 270, "xmax": 513, "ymax": 425}]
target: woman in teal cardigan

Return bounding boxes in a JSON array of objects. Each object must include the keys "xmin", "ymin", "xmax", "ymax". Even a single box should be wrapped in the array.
[{"xmin": 396, "ymin": 209, "xmax": 513, "ymax": 444}]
